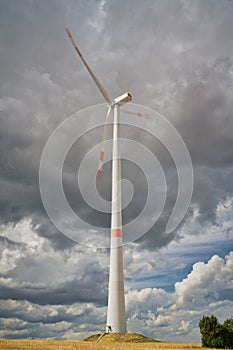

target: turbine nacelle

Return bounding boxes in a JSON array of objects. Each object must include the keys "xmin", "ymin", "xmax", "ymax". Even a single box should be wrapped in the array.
[{"xmin": 112, "ymin": 92, "xmax": 132, "ymax": 106}]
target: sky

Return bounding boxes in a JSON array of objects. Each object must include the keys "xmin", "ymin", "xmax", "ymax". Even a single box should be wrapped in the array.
[{"xmin": 0, "ymin": 0, "xmax": 233, "ymax": 343}]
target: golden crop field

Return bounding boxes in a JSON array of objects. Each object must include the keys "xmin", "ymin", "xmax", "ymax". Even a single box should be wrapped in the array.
[{"xmin": 0, "ymin": 340, "xmax": 206, "ymax": 350}]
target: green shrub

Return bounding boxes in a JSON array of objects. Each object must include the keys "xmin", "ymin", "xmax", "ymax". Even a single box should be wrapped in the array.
[
  {"xmin": 223, "ymin": 318, "xmax": 233, "ymax": 348},
  {"xmin": 199, "ymin": 315, "xmax": 232, "ymax": 348}
]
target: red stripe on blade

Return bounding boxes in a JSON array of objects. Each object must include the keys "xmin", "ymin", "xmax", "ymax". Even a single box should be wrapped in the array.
[
  {"xmin": 65, "ymin": 28, "xmax": 71, "ymax": 37},
  {"xmin": 74, "ymin": 46, "xmax": 82, "ymax": 57},
  {"xmin": 100, "ymin": 151, "xmax": 104, "ymax": 161},
  {"xmin": 97, "ymin": 169, "xmax": 102, "ymax": 179}
]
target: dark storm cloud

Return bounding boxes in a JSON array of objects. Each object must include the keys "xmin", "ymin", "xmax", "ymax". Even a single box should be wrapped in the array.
[
  {"xmin": 1, "ymin": 0, "xmax": 232, "ymax": 239},
  {"xmin": 0, "ymin": 0, "xmax": 233, "ymax": 339},
  {"xmin": 31, "ymin": 214, "xmax": 76, "ymax": 250},
  {"xmin": 0, "ymin": 275, "xmax": 107, "ymax": 305},
  {"xmin": 0, "ymin": 227, "xmax": 108, "ymax": 305},
  {"xmin": 0, "ymin": 0, "xmax": 232, "ymax": 242}
]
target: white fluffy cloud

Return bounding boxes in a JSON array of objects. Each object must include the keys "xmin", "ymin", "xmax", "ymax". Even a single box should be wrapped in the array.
[
  {"xmin": 0, "ymin": 299, "xmax": 106, "ymax": 339},
  {"xmin": 125, "ymin": 251, "xmax": 233, "ymax": 343},
  {"xmin": 174, "ymin": 253, "xmax": 233, "ymax": 308},
  {"xmin": 0, "ymin": 217, "xmax": 233, "ymax": 342},
  {"xmin": 0, "ymin": 220, "xmax": 109, "ymax": 305}
]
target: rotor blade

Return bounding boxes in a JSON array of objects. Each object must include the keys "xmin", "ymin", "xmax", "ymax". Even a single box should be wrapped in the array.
[
  {"xmin": 65, "ymin": 28, "xmax": 111, "ymax": 105},
  {"xmin": 97, "ymin": 107, "xmax": 112, "ymax": 179},
  {"xmin": 121, "ymin": 108, "xmax": 150, "ymax": 120}
]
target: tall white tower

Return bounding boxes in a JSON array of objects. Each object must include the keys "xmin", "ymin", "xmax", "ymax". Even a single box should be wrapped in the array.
[
  {"xmin": 106, "ymin": 103, "xmax": 126, "ymax": 333},
  {"xmin": 66, "ymin": 28, "xmax": 132, "ymax": 334}
]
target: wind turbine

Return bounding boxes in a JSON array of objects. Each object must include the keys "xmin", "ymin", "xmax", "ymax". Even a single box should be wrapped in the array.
[{"xmin": 66, "ymin": 28, "xmax": 143, "ymax": 333}]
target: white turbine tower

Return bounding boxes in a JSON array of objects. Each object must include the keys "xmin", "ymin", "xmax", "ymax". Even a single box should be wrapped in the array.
[{"xmin": 66, "ymin": 28, "xmax": 136, "ymax": 333}]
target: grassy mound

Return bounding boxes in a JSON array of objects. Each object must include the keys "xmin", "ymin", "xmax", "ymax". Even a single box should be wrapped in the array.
[{"xmin": 84, "ymin": 332, "xmax": 159, "ymax": 343}]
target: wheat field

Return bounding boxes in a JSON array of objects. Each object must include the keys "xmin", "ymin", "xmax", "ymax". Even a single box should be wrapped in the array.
[{"xmin": 0, "ymin": 340, "xmax": 205, "ymax": 350}]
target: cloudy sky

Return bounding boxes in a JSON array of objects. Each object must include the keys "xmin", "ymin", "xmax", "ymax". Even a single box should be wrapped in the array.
[{"xmin": 1, "ymin": 0, "xmax": 233, "ymax": 343}]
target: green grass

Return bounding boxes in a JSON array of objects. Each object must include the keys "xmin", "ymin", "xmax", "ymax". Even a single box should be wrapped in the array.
[{"xmin": 85, "ymin": 332, "xmax": 159, "ymax": 342}]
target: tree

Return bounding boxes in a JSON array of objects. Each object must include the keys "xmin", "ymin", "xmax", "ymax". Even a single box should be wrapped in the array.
[
  {"xmin": 223, "ymin": 318, "xmax": 233, "ymax": 348},
  {"xmin": 199, "ymin": 315, "xmax": 227, "ymax": 348}
]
